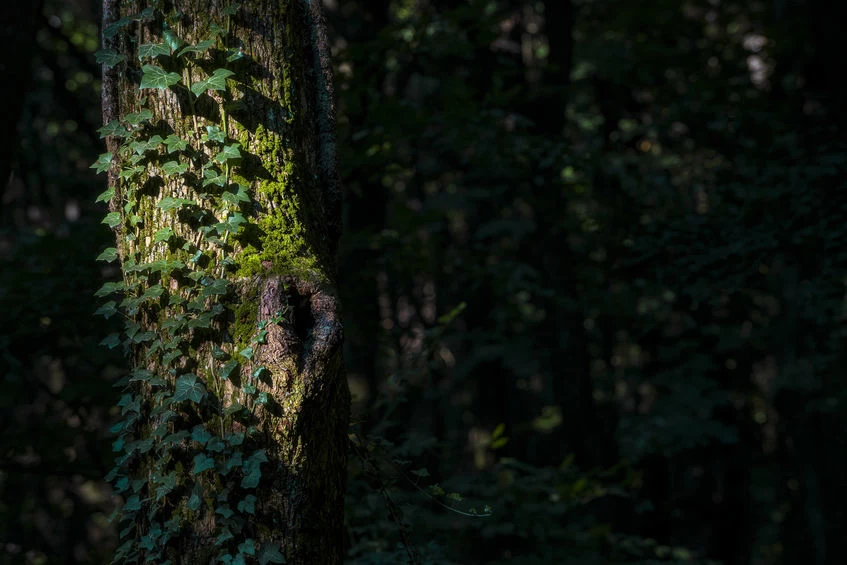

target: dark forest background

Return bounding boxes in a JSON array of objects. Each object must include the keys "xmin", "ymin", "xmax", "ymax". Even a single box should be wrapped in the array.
[{"xmin": 2, "ymin": 0, "xmax": 847, "ymax": 563}]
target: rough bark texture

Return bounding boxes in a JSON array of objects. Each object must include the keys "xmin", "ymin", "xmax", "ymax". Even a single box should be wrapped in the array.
[{"xmin": 101, "ymin": 1, "xmax": 349, "ymax": 563}]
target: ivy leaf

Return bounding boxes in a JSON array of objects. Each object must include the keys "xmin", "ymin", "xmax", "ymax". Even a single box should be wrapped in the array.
[
  {"xmin": 141, "ymin": 284, "xmax": 165, "ymax": 300},
  {"xmin": 224, "ymin": 451, "xmax": 243, "ymax": 473},
  {"xmin": 140, "ymin": 65, "xmax": 181, "ymax": 89},
  {"xmin": 162, "ymin": 349, "xmax": 182, "ymax": 365},
  {"xmin": 123, "ymin": 495, "xmax": 142, "ymax": 513},
  {"xmin": 157, "ymin": 197, "xmax": 195, "ymax": 211},
  {"xmin": 203, "ymin": 125, "xmax": 225, "ymax": 143},
  {"xmin": 95, "ymin": 301, "xmax": 118, "ymax": 319},
  {"xmin": 163, "ymin": 134, "xmax": 188, "ymax": 153},
  {"xmin": 153, "ymin": 227, "xmax": 174, "ymax": 243},
  {"xmin": 239, "ymin": 347, "xmax": 253, "ymax": 360},
  {"xmin": 202, "ymin": 168, "xmax": 226, "ymax": 187},
  {"xmin": 119, "ymin": 166, "xmax": 144, "ymax": 180},
  {"xmin": 214, "ymin": 142, "xmax": 241, "ymax": 163},
  {"xmin": 102, "ymin": 212, "xmax": 122, "ymax": 228},
  {"xmin": 242, "ymin": 383, "xmax": 256, "ymax": 395},
  {"xmin": 161, "ymin": 161, "xmax": 189, "ymax": 176},
  {"xmin": 103, "ymin": 8, "xmax": 154, "ymax": 39},
  {"xmin": 216, "ymin": 213, "xmax": 246, "ymax": 234},
  {"xmin": 123, "ymin": 109, "xmax": 153, "ymax": 125},
  {"xmin": 220, "ymin": 360, "xmax": 239, "ymax": 380},
  {"xmin": 187, "ymin": 311, "xmax": 215, "ymax": 329},
  {"xmin": 238, "ymin": 543, "xmax": 256, "ymax": 560},
  {"xmin": 237, "ymin": 496, "xmax": 256, "ymax": 515},
  {"xmin": 98, "ymin": 120, "xmax": 128, "ymax": 138},
  {"xmin": 202, "ymin": 278, "xmax": 228, "ymax": 297},
  {"xmin": 222, "ymin": 185, "xmax": 251, "ymax": 205},
  {"xmin": 177, "ymin": 39, "xmax": 215, "ymax": 57},
  {"xmin": 191, "ymin": 425, "xmax": 212, "ymax": 445},
  {"xmin": 255, "ymin": 392, "xmax": 269, "ymax": 405},
  {"xmin": 95, "ymin": 281, "xmax": 125, "ymax": 297},
  {"xmin": 258, "ymin": 544, "xmax": 286, "ymax": 565},
  {"xmin": 173, "ymin": 374, "xmax": 206, "ymax": 403},
  {"xmin": 97, "ymin": 247, "xmax": 119, "ymax": 262},
  {"xmin": 187, "ymin": 491, "xmax": 201, "ymax": 511},
  {"xmin": 95, "ymin": 186, "xmax": 115, "ymax": 203},
  {"xmin": 155, "ymin": 473, "xmax": 177, "ymax": 500},
  {"xmin": 95, "ymin": 49, "xmax": 125, "ymax": 67},
  {"xmin": 192, "ymin": 453, "xmax": 216, "ymax": 475},
  {"xmin": 222, "ymin": 2, "xmax": 242, "ymax": 16},
  {"xmin": 216, "ymin": 505, "xmax": 234, "ymax": 519},
  {"xmin": 162, "ymin": 28, "xmax": 184, "ymax": 51},
  {"xmin": 215, "ymin": 528, "xmax": 234, "ymax": 546},
  {"xmin": 206, "ymin": 68, "xmax": 234, "ymax": 91},
  {"xmin": 162, "ymin": 430, "xmax": 189, "ymax": 446},
  {"xmin": 138, "ymin": 42, "xmax": 171, "ymax": 59},
  {"xmin": 226, "ymin": 48, "xmax": 244, "ymax": 62},
  {"xmin": 90, "ymin": 152, "xmax": 113, "ymax": 173},
  {"xmin": 241, "ymin": 450, "xmax": 268, "ymax": 489}
]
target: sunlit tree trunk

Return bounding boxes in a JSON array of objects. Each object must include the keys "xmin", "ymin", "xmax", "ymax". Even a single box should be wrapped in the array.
[{"xmin": 100, "ymin": 1, "xmax": 348, "ymax": 563}]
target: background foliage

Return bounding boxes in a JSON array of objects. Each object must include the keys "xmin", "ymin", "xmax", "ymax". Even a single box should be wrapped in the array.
[{"xmin": 1, "ymin": 0, "xmax": 846, "ymax": 563}]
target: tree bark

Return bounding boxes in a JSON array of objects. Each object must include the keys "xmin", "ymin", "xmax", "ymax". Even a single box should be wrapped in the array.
[{"xmin": 100, "ymin": 1, "xmax": 348, "ymax": 563}]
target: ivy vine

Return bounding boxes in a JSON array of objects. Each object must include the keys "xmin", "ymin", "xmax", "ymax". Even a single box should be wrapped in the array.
[{"xmin": 92, "ymin": 3, "xmax": 286, "ymax": 564}]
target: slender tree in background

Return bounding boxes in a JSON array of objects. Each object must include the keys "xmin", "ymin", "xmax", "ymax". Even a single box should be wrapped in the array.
[{"xmin": 97, "ymin": 1, "xmax": 349, "ymax": 563}]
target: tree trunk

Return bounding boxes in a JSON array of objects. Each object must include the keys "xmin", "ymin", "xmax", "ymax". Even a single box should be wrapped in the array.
[{"xmin": 98, "ymin": 1, "xmax": 349, "ymax": 563}]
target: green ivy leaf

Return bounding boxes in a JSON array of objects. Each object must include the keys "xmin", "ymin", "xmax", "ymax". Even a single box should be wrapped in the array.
[
  {"xmin": 203, "ymin": 278, "xmax": 228, "ymax": 296},
  {"xmin": 187, "ymin": 311, "xmax": 215, "ymax": 329},
  {"xmin": 94, "ymin": 187, "xmax": 114, "ymax": 206},
  {"xmin": 157, "ymin": 197, "xmax": 195, "ymax": 211},
  {"xmin": 140, "ymin": 65, "xmax": 181, "ymax": 89},
  {"xmin": 224, "ymin": 451, "xmax": 243, "ymax": 474},
  {"xmin": 258, "ymin": 544, "xmax": 286, "ymax": 564},
  {"xmin": 123, "ymin": 109, "xmax": 153, "ymax": 125},
  {"xmin": 142, "ymin": 284, "xmax": 165, "ymax": 300},
  {"xmin": 239, "ymin": 347, "xmax": 254, "ymax": 360},
  {"xmin": 162, "ymin": 28, "xmax": 184, "ymax": 51},
  {"xmin": 163, "ymin": 134, "xmax": 188, "ymax": 153},
  {"xmin": 242, "ymin": 383, "xmax": 257, "ymax": 395},
  {"xmin": 177, "ymin": 39, "xmax": 215, "ymax": 57},
  {"xmin": 162, "ymin": 430, "xmax": 189, "ymax": 446},
  {"xmin": 192, "ymin": 453, "xmax": 216, "ymax": 474},
  {"xmin": 215, "ymin": 528, "xmax": 234, "ymax": 546},
  {"xmin": 226, "ymin": 48, "xmax": 244, "ymax": 62},
  {"xmin": 214, "ymin": 142, "xmax": 241, "ymax": 163},
  {"xmin": 161, "ymin": 160, "xmax": 189, "ymax": 176},
  {"xmin": 90, "ymin": 152, "xmax": 113, "ymax": 173},
  {"xmin": 103, "ymin": 8, "xmax": 154, "ymax": 39},
  {"xmin": 222, "ymin": 2, "xmax": 242, "ymax": 16},
  {"xmin": 207, "ymin": 67, "xmax": 234, "ymax": 91},
  {"xmin": 95, "ymin": 49, "xmax": 125, "ymax": 67},
  {"xmin": 220, "ymin": 360, "xmax": 239, "ymax": 380},
  {"xmin": 187, "ymin": 492, "xmax": 201, "ymax": 512},
  {"xmin": 119, "ymin": 166, "xmax": 144, "ymax": 180},
  {"xmin": 203, "ymin": 125, "xmax": 225, "ymax": 143},
  {"xmin": 191, "ymin": 425, "xmax": 212, "ymax": 445},
  {"xmin": 138, "ymin": 42, "xmax": 171, "ymax": 59},
  {"xmin": 222, "ymin": 185, "xmax": 251, "ymax": 205},
  {"xmin": 95, "ymin": 281, "xmax": 125, "ymax": 297},
  {"xmin": 102, "ymin": 212, "xmax": 122, "ymax": 228},
  {"xmin": 153, "ymin": 227, "xmax": 174, "ymax": 243},
  {"xmin": 99, "ymin": 332, "xmax": 120, "ymax": 348},
  {"xmin": 123, "ymin": 494, "xmax": 142, "ymax": 512},
  {"xmin": 96, "ymin": 247, "xmax": 119, "ymax": 262},
  {"xmin": 216, "ymin": 213, "xmax": 246, "ymax": 234},
  {"xmin": 173, "ymin": 374, "xmax": 206, "ymax": 403},
  {"xmin": 202, "ymin": 168, "xmax": 227, "ymax": 187},
  {"xmin": 162, "ymin": 349, "xmax": 182, "ymax": 365},
  {"xmin": 95, "ymin": 301, "xmax": 118, "ymax": 319},
  {"xmin": 241, "ymin": 450, "xmax": 268, "ymax": 489},
  {"xmin": 255, "ymin": 392, "xmax": 269, "ymax": 405},
  {"xmin": 216, "ymin": 505, "xmax": 234, "ymax": 519}
]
